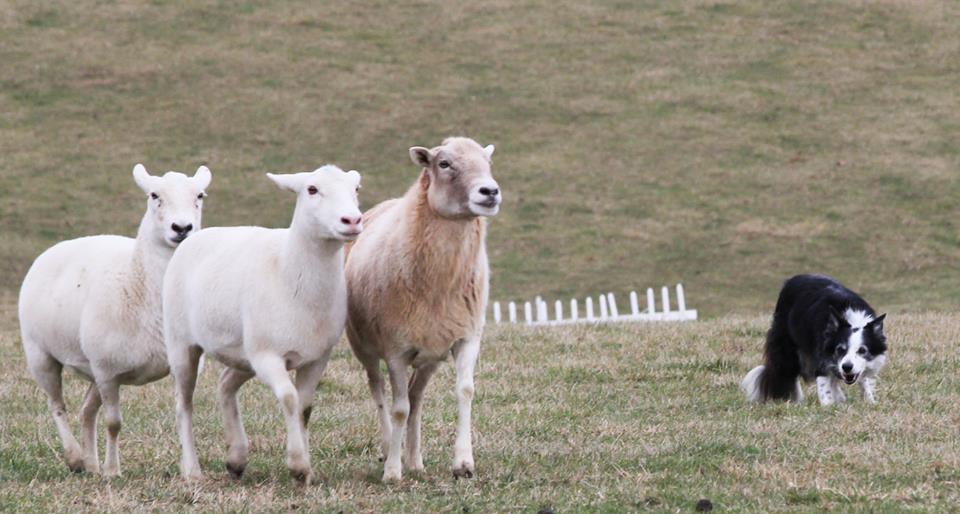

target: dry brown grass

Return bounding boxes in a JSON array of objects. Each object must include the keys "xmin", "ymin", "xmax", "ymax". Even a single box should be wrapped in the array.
[{"xmin": 1, "ymin": 308, "xmax": 958, "ymax": 512}]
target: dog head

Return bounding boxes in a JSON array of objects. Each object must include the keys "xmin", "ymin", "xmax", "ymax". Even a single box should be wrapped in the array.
[{"xmin": 823, "ymin": 307, "xmax": 887, "ymax": 384}]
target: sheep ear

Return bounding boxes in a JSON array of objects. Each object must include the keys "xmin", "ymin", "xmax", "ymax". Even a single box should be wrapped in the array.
[
  {"xmin": 266, "ymin": 173, "xmax": 304, "ymax": 193},
  {"xmin": 409, "ymin": 146, "xmax": 433, "ymax": 168},
  {"xmin": 192, "ymin": 165, "xmax": 212, "ymax": 190},
  {"xmin": 483, "ymin": 144, "xmax": 495, "ymax": 160},
  {"xmin": 132, "ymin": 164, "xmax": 157, "ymax": 193},
  {"xmin": 346, "ymin": 169, "xmax": 362, "ymax": 186}
]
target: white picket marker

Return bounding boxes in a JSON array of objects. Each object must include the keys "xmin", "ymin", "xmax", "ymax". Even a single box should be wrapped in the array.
[
  {"xmin": 647, "ymin": 288, "xmax": 656, "ymax": 314},
  {"xmin": 524, "ymin": 302, "xmax": 533, "ymax": 325},
  {"xmin": 536, "ymin": 297, "xmax": 547, "ymax": 323},
  {"xmin": 630, "ymin": 291, "xmax": 640, "ymax": 316},
  {"xmin": 599, "ymin": 295, "xmax": 608, "ymax": 319},
  {"xmin": 661, "ymin": 286, "xmax": 670, "ymax": 314},
  {"xmin": 607, "ymin": 293, "xmax": 619, "ymax": 318},
  {"xmin": 508, "ymin": 301, "xmax": 517, "ymax": 323},
  {"xmin": 570, "ymin": 298, "xmax": 579, "ymax": 321},
  {"xmin": 493, "ymin": 302, "xmax": 502, "ymax": 324},
  {"xmin": 676, "ymin": 283, "xmax": 686, "ymax": 312},
  {"xmin": 586, "ymin": 297, "xmax": 595, "ymax": 320},
  {"xmin": 554, "ymin": 300, "xmax": 563, "ymax": 322}
]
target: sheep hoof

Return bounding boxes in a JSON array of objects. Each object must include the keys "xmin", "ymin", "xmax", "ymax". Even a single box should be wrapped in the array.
[
  {"xmin": 382, "ymin": 467, "xmax": 402, "ymax": 483},
  {"xmin": 452, "ymin": 462, "xmax": 474, "ymax": 479},
  {"xmin": 67, "ymin": 460, "xmax": 85, "ymax": 474},
  {"xmin": 290, "ymin": 468, "xmax": 313, "ymax": 485},
  {"xmin": 226, "ymin": 462, "xmax": 246, "ymax": 479}
]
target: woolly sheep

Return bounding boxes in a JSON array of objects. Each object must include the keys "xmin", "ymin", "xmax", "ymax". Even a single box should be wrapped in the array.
[
  {"xmin": 345, "ymin": 137, "xmax": 500, "ymax": 482},
  {"xmin": 163, "ymin": 165, "xmax": 362, "ymax": 484},
  {"xmin": 18, "ymin": 164, "xmax": 211, "ymax": 476}
]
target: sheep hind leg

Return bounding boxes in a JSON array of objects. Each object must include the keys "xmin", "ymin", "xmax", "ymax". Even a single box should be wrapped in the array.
[
  {"xmin": 382, "ymin": 359, "xmax": 410, "ymax": 482},
  {"xmin": 79, "ymin": 383, "xmax": 102, "ymax": 473},
  {"xmin": 358, "ymin": 354, "xmax": 391, "ymax": 461},
  {"xmin": 26, "ymin": 350, "xmax": 84, "ymax": 472},
  {"xmin": 170, "ymin": 343, "xmax": 204, "ymax": 481},
  {"xmin": 219, "ymin": 367, "xmax": 254, "ymax": 479},
  {"xmin": 252, "ymin": 353, "xmax": 312, "ymax": 485},
  {"xmin": 405, "ymin": 363, "xmax": 438, "ymax": 472}
]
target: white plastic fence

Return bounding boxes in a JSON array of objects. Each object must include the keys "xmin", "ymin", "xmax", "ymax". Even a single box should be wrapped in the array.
[{"xmin": 491, "ymin": 284, "xmax": 698, "ymax": 326}]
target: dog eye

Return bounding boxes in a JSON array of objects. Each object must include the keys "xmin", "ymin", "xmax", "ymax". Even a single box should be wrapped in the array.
[
  {"xmin": 307, "ymin": 186, "xmax": 318, "ymax": 195},
  {"xmin": 857, "ymin": 347, "xmax": 867, "ymax": 355},
  {"xmin": 438, "ymin": 160, "xmax": 451, "ymax": 169}
]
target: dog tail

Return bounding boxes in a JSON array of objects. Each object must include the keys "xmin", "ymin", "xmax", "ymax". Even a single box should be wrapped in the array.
[{"xmin": 742, "ymin": 314, "xmax": 802, "ymax": 402}]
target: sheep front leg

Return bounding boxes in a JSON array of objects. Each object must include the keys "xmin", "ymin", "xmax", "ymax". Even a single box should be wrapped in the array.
[
  {"xmin": 383, "ymin": 359, "xmax": 410, "ymax": 482},
  {"xmin": 219, "ymin": 367, "xmax": 254, "ymax": 479},
  {"xmin": 294, "ymin": 352, "xmax": 333, "ymax": 451},
  {"xmin": 79, "ymin": 383, "xmax": 102, "ymax": 473},
  {"xmin": 97, "ymin": 379, "xmax": 123, "ymax": 477},
  {"xmin": 451, "ymin": 336, "xmax": 480, "ymax": 479},
  {"xmin": 170, "ymin": 344, "xmax": 203, "ymax": 481},
  {"xmin": 405, "ymin": 362, "xmax": 438, "ymax": 472},
  {"xmin": 252, "ymin": 353, "xmax": 312, "ymax": 484}
]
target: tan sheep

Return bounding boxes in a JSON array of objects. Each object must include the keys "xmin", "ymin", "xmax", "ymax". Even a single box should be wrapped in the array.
[{"xmin": 345, "ymin": 137, "xmax": 501, "ymax": 482}]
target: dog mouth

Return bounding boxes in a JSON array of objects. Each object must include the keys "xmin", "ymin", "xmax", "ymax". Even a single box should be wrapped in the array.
[{"xmin": 842, "ymin": 373, "xmax": 859, "ymax": 385}]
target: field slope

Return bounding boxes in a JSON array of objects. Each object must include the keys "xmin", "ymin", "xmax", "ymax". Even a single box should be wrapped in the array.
[{"xmin": 1, "ymin": 1, "xmax": 959, "ymax": 314}]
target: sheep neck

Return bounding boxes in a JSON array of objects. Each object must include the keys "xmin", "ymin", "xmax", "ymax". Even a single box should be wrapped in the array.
[
  {"xmin": 404, "ymin": 184, "xmax": 486, "ymax": 294},
  {"xmin": 128, "ymin": 212, "xmax": 175, "ymax": 340},
  {"xmin": 282, "ymin": 221, "xmax": 345, "ymax": 306}
]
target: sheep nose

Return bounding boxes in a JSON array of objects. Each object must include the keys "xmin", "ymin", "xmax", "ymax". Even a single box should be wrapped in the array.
[
  {"xmin": 478, "ymin": 186, "xmax": 500, "ymax": 197},
  {"xmin": 841, "ymin": 362, "xmax": 853, "ymax": 372},
  {"xmin": 340, "ymin": 215, "xmax": 362, "ymax": 226},
  {"xmin": 171, "ymin": 223, "xmax": 193, "ymax": 235}
]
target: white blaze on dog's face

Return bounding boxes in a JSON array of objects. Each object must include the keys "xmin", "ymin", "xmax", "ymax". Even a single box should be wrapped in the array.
[
  {"xmin": 267, "ymin": 165, "xmax": 363, "ymax": 242},
  {"xmin": 826, "ymin": 308, "xmax": 888, "ymax": 385},
  {"xmin": 133, "ymin": 164, "xmax": 212, "ymax": 248},
  {"xmin": 409, "ymin": 137, "xmax": 500, "ymax": 219}
]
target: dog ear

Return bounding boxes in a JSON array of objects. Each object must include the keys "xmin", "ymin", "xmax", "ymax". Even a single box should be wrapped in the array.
[
  {"xmin": 825, "ymin": 305, "xmax": 843, "ymax": 333},
  {"xmin": 868, "ymin": 313, "xmax": 886, "ymax": 337}
]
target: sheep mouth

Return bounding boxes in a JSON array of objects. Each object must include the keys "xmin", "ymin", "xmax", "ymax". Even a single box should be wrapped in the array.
[
  {"xmin": 336, "ymin": 229, "xmax": 362, "ymax": 240},
  {"xmin": 168, "ymin": 234, "xmax": 189, "ymax": 245}
]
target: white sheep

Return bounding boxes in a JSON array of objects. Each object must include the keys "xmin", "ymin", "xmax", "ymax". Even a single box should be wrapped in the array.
[
  {"xmin": 163, "ymin": 165, "xmax": 362, "ymax": 484},
  {"xmin": 18, "ymin": 164, "xmax": 211, "ymax": 476},
  {"xmin": 345, "ymin": 136, "xmax": 500, "ymax": 482}
]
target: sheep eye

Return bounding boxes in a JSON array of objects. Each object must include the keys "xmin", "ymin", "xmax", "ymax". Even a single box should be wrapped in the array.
[
  {"xmin": 150, "ymin": 192, "xmax": 159, "ymax": 200},
  {"xmin": 307, "ymin": 186, "xmax": 319, "ymax": 195},
  {"xmin": 197, "ymin": 192, "xmax": 205, "ymax": 200},
  {"xmin": 438, "ymin": 160, "xmax": 451, "ymax": 169}
]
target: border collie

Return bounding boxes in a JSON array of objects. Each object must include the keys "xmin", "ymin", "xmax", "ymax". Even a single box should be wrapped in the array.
[{"xmin": 741, "ymin": 274, "xmax": 887, "ymax": 405}]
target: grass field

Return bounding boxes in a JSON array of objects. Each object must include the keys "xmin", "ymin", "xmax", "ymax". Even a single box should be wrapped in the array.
[
  {"xmin": 1, "ymin": 0, "xmax": 959, "ymax": 314},
  {"xmin": 1, "ymin": 311, "xmax": 958, "ymax": 512}
]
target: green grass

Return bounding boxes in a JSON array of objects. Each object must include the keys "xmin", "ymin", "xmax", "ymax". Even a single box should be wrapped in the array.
[
  {"xmin": 1, "ymin": 0, "xmax": 959, "ymax": 314},
  {"xmin": 1, "ymin": 314, "xmax": 958, "ymax": 512}
]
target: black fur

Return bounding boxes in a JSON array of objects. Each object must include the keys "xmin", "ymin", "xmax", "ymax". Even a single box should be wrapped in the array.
[{"xmin": 755, "ymin": 274, "xmax": 887, "ymax": 402}]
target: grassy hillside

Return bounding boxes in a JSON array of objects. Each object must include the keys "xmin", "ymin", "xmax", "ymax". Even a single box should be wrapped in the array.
[
  {"xmin": 2, "ymin": 312, "xmax": 958, "ymax": 512},
  {"xmin": 1, "ymin": 1, "xmax": 958, "ymax": 315}
]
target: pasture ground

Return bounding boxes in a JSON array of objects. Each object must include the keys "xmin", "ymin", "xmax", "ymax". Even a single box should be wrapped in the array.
[{"xmin": 2, "ymin": 308, "xmax": 958, "ymax": 512}]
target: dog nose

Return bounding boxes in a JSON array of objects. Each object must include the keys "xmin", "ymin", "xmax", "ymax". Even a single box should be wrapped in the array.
[
  {"xmin": 340, "ymin": 215, "xmax": 362, "ymax": 226},
  {"xmin": 171, "ymin": 223, "xmax": 193, "ymax": 235},
  {"xmin": 841, "ymin": 362, "xmax": 853, "ymax": 373},
  {"xmin": 478, "ymin": 186, "xmax": 500, "ymax": 197}
]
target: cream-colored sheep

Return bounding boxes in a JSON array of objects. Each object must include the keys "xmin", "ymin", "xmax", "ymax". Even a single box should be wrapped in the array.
[{"xmin": 345, "ymin": 137, "xmax": 501, "ymax": 482}]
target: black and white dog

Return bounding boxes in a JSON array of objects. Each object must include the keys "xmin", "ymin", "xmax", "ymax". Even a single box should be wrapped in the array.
[{"xmin": 741, "ymin": 274, "xmax": 887, "ymax": 405}]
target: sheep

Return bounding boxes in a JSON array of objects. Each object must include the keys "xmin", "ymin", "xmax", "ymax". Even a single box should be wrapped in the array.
[
  {"xmin": 163, "ymin": 165, "xmax": 363, "ymax": 484},
  {"xmin": 345, "ymin": 136, "xmax": 501, "ymax": 482},
  {"xmin": 18, "ymin": 164, "xmax": 211, "ymax": 476}
]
